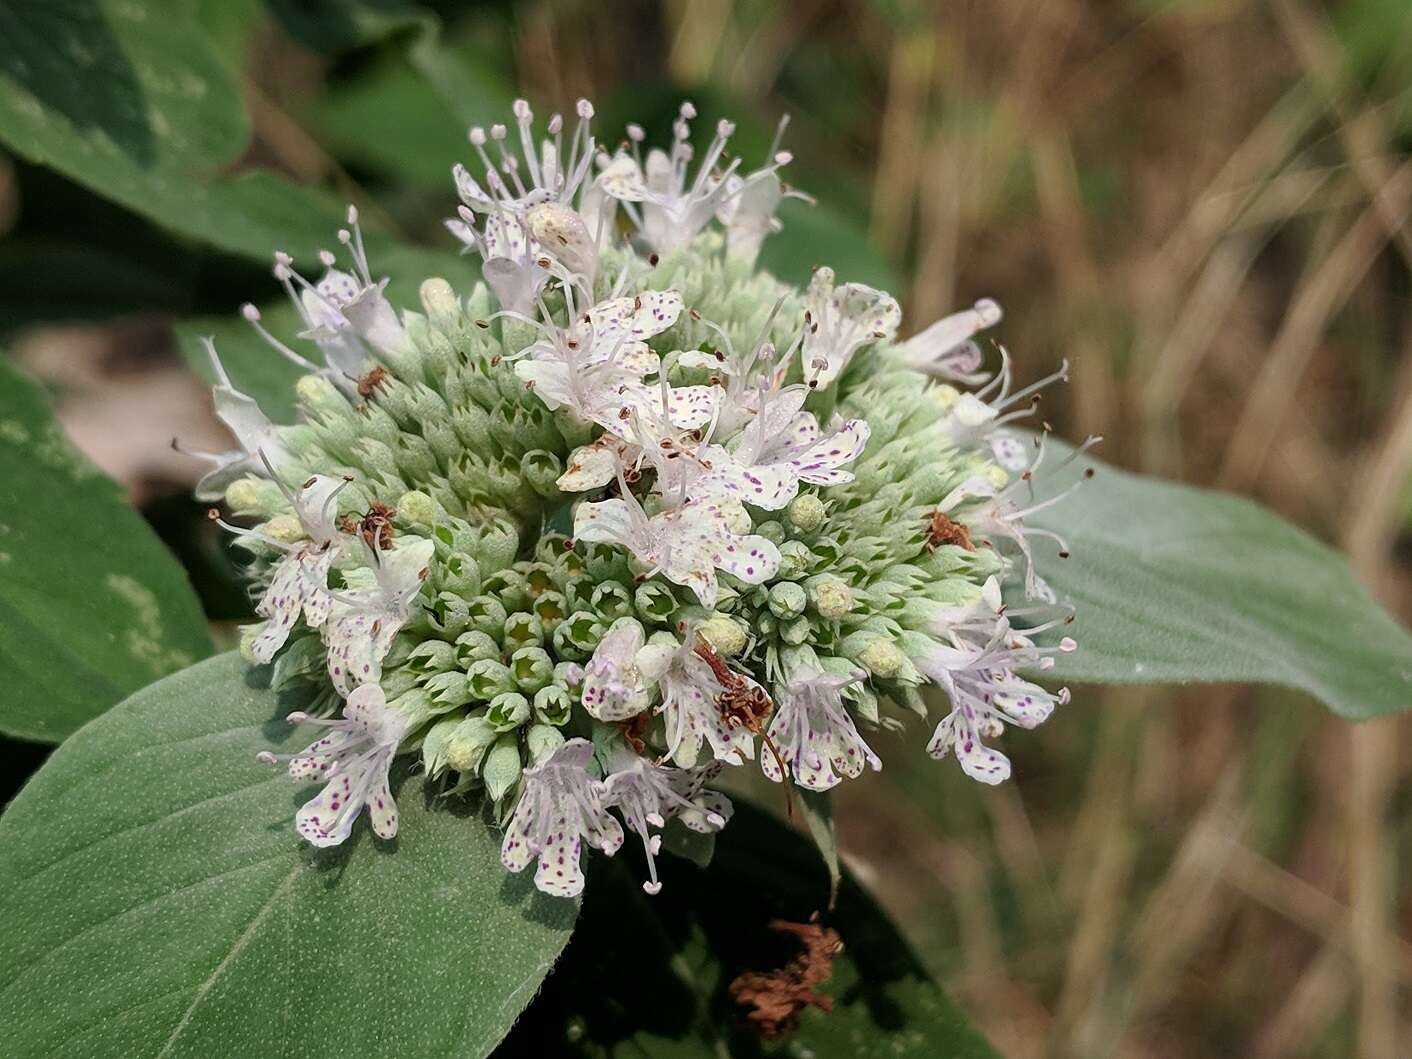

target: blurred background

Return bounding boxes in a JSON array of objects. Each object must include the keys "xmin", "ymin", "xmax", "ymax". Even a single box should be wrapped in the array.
[{"xmin": 5, "ymin": 1, "xmax": 1412, "ymax": 1055}]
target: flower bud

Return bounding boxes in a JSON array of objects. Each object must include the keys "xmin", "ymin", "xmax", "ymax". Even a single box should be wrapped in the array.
[
  {"xmin": 808, "ymin": 577, "xmax": 854, "ymax": 620},
  {"xmin": 786, "ymin": 494, "xmax": 826, "ymax": 533},
  {"xmin": 419, "ymin": 277, "xmax": 459, "ymax": 322},
  {"xmin": 776, "ymin": 540, "xmax": 814, "ymax": 580},
  {"xmin": 533, "ymin": 684, "xmax": 573, "ymax": 726},
  {"xmin": 511, "ymin": 646, "xmax": 554, "ymax": 692},
  {"xmin": 425, "ymin": 671, "xmax": 472, "ymax": 708},
  {"xmin": 634, "ymin": 580, "xmax": 678, "ymax": 622},
  {"xmin": 262, "ymin": 514, "xmax": 304, "ymax": 544},
  {"xmin": 446, "ymin": 715, "xmax": 497, "ymax": 773},
  {"xmin": 466, "ymin": 658, "xmax": 516, "ymax": 701},
  {"xmin": 699, "ymin": 614, "xmax": 747, "ymax": 657},
  {"xmin": 857, "ymin": 637, "xmax": 904, "ymax": 679},
  {"xmin": 768, "ymin": 581, "xmax": 807, "ymax": 620},
  {"xmin": 780, "ymin": 616, "xmax": 811, "ymax": 646},
  {"xmin": 296, "ymin": 373, "xmax": 346, "ymax": 417},
  {"xmin": 527, "ymin": 201, "xmax": 598, "ymax": 281},
  {"xmin": 487, "ymin": 691, "xmax": 531, "ymax": 731},
  {"xmin": 420, "ymin": 715, "xmax": 462, "ymax": 777},
  {"xmin": 482, "ymin": 733, "xmax": 522, "ymax": 801},
  {"xmin": 397, "ymin": 489, "xmax": 438, "ymax": 527}
]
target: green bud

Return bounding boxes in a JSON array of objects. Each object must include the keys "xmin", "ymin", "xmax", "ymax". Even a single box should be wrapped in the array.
[
  {"xmin": 807, "ymin": 577, "xmax": 854, "ymax": 620},
  {"xmin": 552, "ymin": 611, "xmax": 603, "ymax": 660},
  {"xmin": 446, "ymin": 714, "xmax": 497, "ymax": 773},
  {"xmin": 590, "ymin": 580, "xmax": 634, "ymax": 621},
  {"xmin": 857, "ymin": 637, "xmax": 904, "ymax": 679},
  {"xmin": 756, "ymin": 612, "xmax": 777, "ymax": 637},
  {"xmin": 466, "ymin": 595, "xmax": 509, "ymax": 639},
  {"xmin": 421, "ymin": 715, "xmax": 463, "ymax": 777},
  {"xmin": 482, "ymin": 733, "xmax": 523, "ymax": 801},
  {"xmin": 429, "ymin": 592, "xmax": 471, "ymax": 638},
  {"xmin": 786, "ymin": 493, "xmax": 827, "ymax": 533},
  {"xmin": 466, "ymin": 658, "xmax": 517, "ymax": 701},
  {"xmin": 768, "ymin": 581, "xmax": 807, "ymax": 620},
  {"xmin": 510, "ymin": 646, "xmax": 554, "ymax": 692},
  {"xmin": 535, "ymin": 532, "xmax": 572, "ymax": 563},
  {"xmin": 482, "ymin": 568, "xmax": 531, "ymax": 613},
  {"xmin": 777, "ymin": 540, "xmax": 814, "ymax": 580},
  {"xmin": 521, "ymin": 449, "xmax": 565, "ymax": 499},
  {"xmin": 698, "ymin": 614, "xmax": 747, "ymax": 657},
  {"xmin": 406, "ymin": 639, "xmax": 457, "ymax": 675},
  {"xmin": 533, "ymin": 684, "xmax": 573, "ymax": 726},
  {"xmin": 455, "ymin": 629, "xmax": 500, "ymax": 665},
  {"xmin": 526, "ymin": 723, "xmax": 566, "ymax": 764},
  {"xmin": 755, "ymin": 520, "xmax": 786, "ymax": 544},
  {"xmin": 424, "ymin": 671, "xmax": 472, "ymax": 708},
  {"xmin": 487, "ymin": 691, "xmax": 531, "ymax": 732},
  {"xmin": 503, "ymin": 611, "xmax": 545, "ymax": 651},
  {"xmin": 397, "ymin": 489, "xmax": 438, "ymax": 528},
  {"xmin": 532, "ymin": 589, "xmax": 568, "ymax": 632},
  {"xmin": 780, "ymin": 615, "xmax": 812, "ymax": 646},
  {"xmin": 632, "ymin": 580, "xmax": 678, "ymax": 623}
]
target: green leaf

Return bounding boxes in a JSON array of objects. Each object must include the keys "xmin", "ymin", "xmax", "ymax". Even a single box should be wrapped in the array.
[
  {"xmin": 496, "ymin": 801, "xmax": 997, "ymax": 1057},
  {"xmin": 1027, "ymin": 447, "xmax": 1412, "ymax": 718},
  {"xmin": 798, "ymin": 788, "xmax": 841, "ymax": 909},
  {"xmin": 0, "ymin": 359, "xmax": 211, "ymax": 742},
  {"xmin": 0, "ymin": 653, "xmax": 577, "ymax": 1057},
  {"xmin": 0, "ymin": 0, "xmax": 249, "ymax": 175}
]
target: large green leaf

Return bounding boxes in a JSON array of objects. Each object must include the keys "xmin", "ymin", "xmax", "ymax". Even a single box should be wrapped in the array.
[
  {"xmin": 0, "ymin": 653, "xmax": 576, "ymax": 1057},
  {"xmin": 1026, "ymin": 448, "xmax": 1412, "ymax": 718},
  {"xmin": 496, "ymin": 801, "xmax": 997, "ymax": 1057},
  {"xmin": 0, "ymin": 359, "xmax": 211, "ymax": 742}
]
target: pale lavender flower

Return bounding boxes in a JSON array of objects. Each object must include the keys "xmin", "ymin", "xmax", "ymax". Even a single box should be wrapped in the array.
[
  {"xmin": 501, "ymin": 739, "xmax": 623, "ymax": 898},
  {"xmin": 257, "ymin": 683, "xmax": 407, "ymax": 847},
  {"xmin": 761, "ymin": 669, "xmax": 880, "ymax": 791},
  {"xmin": 602, "ymin": 753, "xmax": 730, "ymax": 894},
  {"xmin": 801, "ymin": 266, "xmax": 902, "ymax": 389}
]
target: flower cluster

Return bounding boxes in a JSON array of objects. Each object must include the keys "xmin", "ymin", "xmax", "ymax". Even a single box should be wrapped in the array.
[{"xmin": 194, "ymin": 99, "xmax": 1081, "ymax": 898}]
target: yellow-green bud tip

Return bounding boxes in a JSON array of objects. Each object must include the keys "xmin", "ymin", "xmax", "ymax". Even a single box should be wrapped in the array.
[
  {"xmin": 397, "ymin": 489, "xmax": 437, "ymax": 527},
  {"xmin": 224, "ymin": 477, "xmax": 263, "ymax": 513},
  {"xmin": 786, "ymin": 494, "xmax": 826, "ymax": 533},
  {"xmin": 419, "ymin": 277, "xmax": 458, "ymax": 319},
  {"xmin": 858, "ymin": 638, "xmax": 904, "ymax": 679},
  {"xmin": 698, "ymin": 614, "xmax": 747, "ymax": 658},
  {"xmin": 262, "ymin": 514, "xmax": 305, "ymax": 544},
  {"xmin": 811, "ymin": 579, "xmax": 853, "ymax": 620}
]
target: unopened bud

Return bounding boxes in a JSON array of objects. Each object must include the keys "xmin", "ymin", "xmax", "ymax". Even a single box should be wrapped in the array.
[{"xmin": 786, "ymin": 493, "xmax": 826, "ymax": 533}]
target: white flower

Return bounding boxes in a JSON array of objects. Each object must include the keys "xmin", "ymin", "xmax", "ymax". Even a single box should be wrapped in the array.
[
  {"xmin": 602, "ymin": 753, "xmax": 731, "ymax": 894},
  {"xmin": 725, "ymin": 384, "xmax": 871, "ymax": 494},
  {"xmin": 242, "ymin": 207, "xmax": 406, "ymax": 389},
  {"xmin": 936, "ymin": 438, "xmax": 1094, "ymax": 603},
  {"xmin": 501, "ymin": 738, "xmax": 624, "ymax": 898},
  {"xmin": 801, "ymin": 267, "xmax": 901, "ymax": 389},
  {"xmin": 761, "ymin": 669, "xmax": 880, "ymax": 791},
  {"xmin": 246, "ymin": 474, "xmax": 349, "ymax": 663},
  {"xmin": 513, "ymin": 290, "xmax": 691, "ymax": 430},
  {"xmin": 324, "ymin": 536, "xmax": 433, "ymax": 695},
  {"xmin": 448, "ymin": 99, "xmax": 601, "ymax": 310},
  {"xmin": 574, "ymin": 486, "xmax": 780, "ymax": 608},
  {"xmin": 581, "ymin": 619, "xmax": 655, "ymax": 721},
  {"xmin": 656, "ymin": 635, "xmax": 755, "ymax": 768},
  {"xmin": 915, "ymin": 579, "xmax": 1074, "ymax": 785},
  {"xmin": 896, "ymin": 298, "xmax": 1001, "ymax": 383},
  {"xmin": 184, "ymin": 338, "xmax": 288, "ymax": 501},
  {"xmin": 600, "ymin": 103, "xmax": 796, "ymax": 255},
  {"xmin": 258, "ymin": 683, "xmax": 407, "ymax": 847}
]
